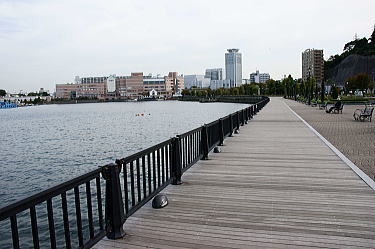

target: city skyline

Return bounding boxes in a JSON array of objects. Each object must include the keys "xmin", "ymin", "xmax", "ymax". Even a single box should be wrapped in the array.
[{"xmin": 1, "ymin": 0, "xmax": 374, "ymax": 92}]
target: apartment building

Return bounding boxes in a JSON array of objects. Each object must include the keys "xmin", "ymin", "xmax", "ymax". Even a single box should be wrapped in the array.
[
  {"xmin": 165, "ymin": 72, "xmax": 184, "ymax": 95},
  {"xmin": 249, "ymin": 70, "xmax": 270, "ymax": 83},
  {"xmin": 302, "ymin": 49, "xmax": 324, "ymax": 84}
]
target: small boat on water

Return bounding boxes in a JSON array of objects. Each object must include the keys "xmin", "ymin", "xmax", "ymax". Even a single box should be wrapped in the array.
[{"xmin": 0, "ymin": 102, "xmax": 18, "ymax": 109}]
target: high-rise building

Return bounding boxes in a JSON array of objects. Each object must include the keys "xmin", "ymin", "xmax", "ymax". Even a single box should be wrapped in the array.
[
  {"xmin": 249, "ymin": 70, "xmax": 270, "ymax": 83},
  {"xmin": 205, "ymin": 68, "xmax": 223, "ymax": 81},
  {"xmin": 225, "ymin": 49, "xmax": 242, "ymax": 87},
  {"xmin": 302, "ymin": 49, "xmax": 324, "ymax": 84}
]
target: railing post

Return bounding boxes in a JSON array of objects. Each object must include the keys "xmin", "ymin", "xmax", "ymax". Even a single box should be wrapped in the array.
[
  {"xmin": 241, "ymin": 109, "xmax": 245, "ymax": 125},
  {"xmin": 102, "ymin": 163, "xmax": 125, "ymax": 240},
  {"xmin": 236, "ymin": 112, "xmax": 240, "ymax": 130},
  {"xmin": 219, "ymin": 118, "xmax": 224, "ymax": 146},
  {"xmin": 201, "ymin": 125, "xmax": 209, "ymax": 159},
  {"xmin": 171, "ymin": 137, "xmax": 182, "ymax": 185},
  {"xmin": 229, "ymin": 114, "xmax": 233, "ymax": 137}
]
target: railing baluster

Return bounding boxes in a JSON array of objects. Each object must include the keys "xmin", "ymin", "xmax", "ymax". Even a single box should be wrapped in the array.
[
  {"xmin": 10, "ymin": 215, "xmax": 20, "ymax": 249},
  {"xmin": 161, "ymin": 146, "xmax": 165, "ymax": 183},
  {"xmin": 30, "ymin": 206, "xmax": 40, "ymax": 249},
  {"xmin": 74, "ymin": 186, "xmax": 84, "ymax": 247},
  {"xmin": 152, "ymin": 151, "xmax": 156, "ymax": 191},
  {"xmin": 136, "ymin": 158, "xmax": 141, "ymax": 203},
  {"xmin": 61, "ymin": 193, "xmax": 71, "ymax": 249},
  {"xmin": 189, "ymin": 134, "xmax": 192, "ymax": 164},
  {"xmin": 185, "ymin": 136, "xmax": 188, "ymax": 166},
  {"xmin": 47, "ymin": 199, "xmax": 57, "ymax": 249},
  {"xmin": 157, "ymin": 148, "xmax": 161, "ymax": 187},
  {"xmin": 96, "ymin": 176, "xmax": 104, "ymax": 230},
  {"xmin": 147, "ymin": 153, "xmax": 152, "ymax": 195},
  {"xmin": 86, "ymin": 181, "xmax": 95, "ymax": 239},
  {"xmin": 122, "ymin": 162, "xmax": 129, "ymax": 214},
  {"xmin": 129, "ymin": 161, "xmax": 135, "ymax": 206},
  {"xmin": 142, "ymin": 156, "xmax": 146, "ymax": 198}
]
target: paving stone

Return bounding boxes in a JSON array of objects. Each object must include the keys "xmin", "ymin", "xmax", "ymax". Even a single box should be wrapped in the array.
[{"xmin": 285, "ymin": 99, "xmax": 375, "ymax": 180}]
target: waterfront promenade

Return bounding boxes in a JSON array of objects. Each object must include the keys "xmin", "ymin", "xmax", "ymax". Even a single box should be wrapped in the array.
[{"xmin": 94, "ymin": 97, "xmax": 375, "ymax": 248}]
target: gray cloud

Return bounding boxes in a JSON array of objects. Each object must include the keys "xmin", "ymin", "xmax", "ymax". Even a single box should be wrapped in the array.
[{"xmin": 0, "ymin": 0, "xmax": 374, "ymax": 92}]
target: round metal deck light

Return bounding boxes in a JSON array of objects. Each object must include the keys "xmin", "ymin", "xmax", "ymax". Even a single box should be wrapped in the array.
[
  {"xmin": 152, "ymin": 194, "xmax": 168, "ymax": 209},
  {"xmin": 234, "ymin": 129, "xmax": 239, "ymax": 134}
]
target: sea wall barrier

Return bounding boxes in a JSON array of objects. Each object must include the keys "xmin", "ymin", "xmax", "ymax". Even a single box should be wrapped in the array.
[{"xmin": 0, "ymin": 96, "xmax": 269, "ymax": 249}]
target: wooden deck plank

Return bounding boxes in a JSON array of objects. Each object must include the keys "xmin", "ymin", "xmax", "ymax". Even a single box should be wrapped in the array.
[{"xmin": 94, "ymin": 97, "xmax": 375, "ymax": 248}]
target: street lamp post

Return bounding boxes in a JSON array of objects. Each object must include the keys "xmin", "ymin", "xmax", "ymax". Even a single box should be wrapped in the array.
[{"xmin": 307, "ymin": 68, "xmax": 311, "ymax": 105}]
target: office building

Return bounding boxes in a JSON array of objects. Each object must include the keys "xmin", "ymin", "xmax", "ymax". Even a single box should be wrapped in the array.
[
  {"xmin": 250, "ymin": 70, "xmax": 270, "ymax": 83},
  {"xmin": 143, "ymin": 75, "xmax": 167, "ymax": 97},
  {"xmin": 205, "ymin": 68, "xmax": 223, "ymax": 81},
  {"xmin": 184, "ymin": 75, "xmax": 210, "ymax": 89},
  {"xmin": 210, "ymin": 79, "xmax": 231, "ymax": 90},
  {"xmin": 302, "ymin": 49, "xmax": 324, "ymax": 84},
  {"xmin": 225, "ymin": 49, "xmax": 242, "ymax": 87},
  {"xmin": 56, "ymin": 83, "xmax": 78, "ymax": 99}
]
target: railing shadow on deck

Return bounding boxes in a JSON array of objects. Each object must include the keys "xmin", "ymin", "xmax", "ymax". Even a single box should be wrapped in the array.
[{"xmin": 0, "ymin": 96, "xmax": 269, "ymax": 249}]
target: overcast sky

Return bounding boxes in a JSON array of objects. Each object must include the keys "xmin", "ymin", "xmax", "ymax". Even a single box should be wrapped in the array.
[{"xmin": 0, "ymin": 0, "xmax": 374, "ymax": 93}]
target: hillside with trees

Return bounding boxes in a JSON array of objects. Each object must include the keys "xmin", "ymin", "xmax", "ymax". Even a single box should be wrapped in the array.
[{"xmin": 325, "ymin": 26, "xmax": 375, "ymax": 85}]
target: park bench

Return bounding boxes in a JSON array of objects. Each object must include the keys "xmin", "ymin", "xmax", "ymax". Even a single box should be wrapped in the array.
[
  {"xmin": 353, "ymin": 106, "xmax": 374, "ymax": 122},
  {"xmin": 326, "ymin": 102, "xmax": 344, "ymax": 114},
  {"xmin": 319, "ymin": 102, "xmax": 327, "ymax": 110}
]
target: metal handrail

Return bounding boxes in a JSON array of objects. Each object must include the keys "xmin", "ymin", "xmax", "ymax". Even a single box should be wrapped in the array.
[{"xmin": 0, "ymin": 96, "xmax": 269, "ymax": 249}]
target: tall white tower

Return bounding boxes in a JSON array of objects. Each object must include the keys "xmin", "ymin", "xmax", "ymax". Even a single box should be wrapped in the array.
[{"xmin": 225, "ymin": 49, "xmax": 242, "ymax": 87}]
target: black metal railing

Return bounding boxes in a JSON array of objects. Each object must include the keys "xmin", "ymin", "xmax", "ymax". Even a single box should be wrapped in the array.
[{"xmin": 0, "ymin": 96, "xmax": 269, "ymax": 249}]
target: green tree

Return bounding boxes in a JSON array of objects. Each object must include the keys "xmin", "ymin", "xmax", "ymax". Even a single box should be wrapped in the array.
[
  {"xmin": 214, "ymin": 88, "xmax": 223, "ymax": 96},
  {"xmin": 0, "ymin": 89, "xmax": 6, "ymax": 96},
  {"xmin": 330, "ymin": 85, "xmax": 339, "ymax": 99},
  {"xmin": 238, "ymin": 85, "xmax": 246, "ymax": 95},
  {"xmin": 347, "ymin": 73, "xmax": 371, "ymax": 94},
  {"xmin": 181, "ymin": 89, "xmax": 190, "ymax": 96}
]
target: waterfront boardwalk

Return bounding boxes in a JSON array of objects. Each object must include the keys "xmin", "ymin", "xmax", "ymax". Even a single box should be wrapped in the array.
[{"xmin": 94, "ymin": 97, "xmax": 375, "ymax": 249}]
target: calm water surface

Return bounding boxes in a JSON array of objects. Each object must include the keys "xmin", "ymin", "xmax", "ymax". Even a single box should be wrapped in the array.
[{"xmin": 0, "ymin": 101, "xmax": 247, "ymax": 207}]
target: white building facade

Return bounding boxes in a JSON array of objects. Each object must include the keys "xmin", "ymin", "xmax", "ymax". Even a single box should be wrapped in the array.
[
  {"xmin": 184, "ymin": 75, "xmax": 211, "ymax": 89},
  {"xmin": 210, "ymin": 79, "xmax": 231, "ymax": 90},
  {"xmin": 225, "ymin": 49, "xmax": 242, "ymax": 88},
  {"xmin": 249, "ymin": 70, "xmax": 270, "ymax": 83}
]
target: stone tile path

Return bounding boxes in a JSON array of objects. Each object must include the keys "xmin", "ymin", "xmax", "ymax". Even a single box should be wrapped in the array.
[{"xmin": 285, "ymin": 99, "xmax": 375, "ymax": 179}]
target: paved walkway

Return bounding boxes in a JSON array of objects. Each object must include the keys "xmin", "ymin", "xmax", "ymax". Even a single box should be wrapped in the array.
[
  {"xmin": 286, "ymin": 100, "xmax": 375, "ymax": 180},
  {"xmin": 94, "ymin": 97, "xmax": 375, "ymax": 249}
]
